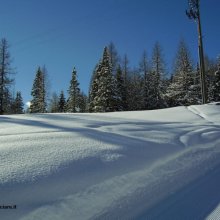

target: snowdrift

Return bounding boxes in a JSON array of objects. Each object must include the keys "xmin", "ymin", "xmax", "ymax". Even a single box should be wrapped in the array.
[{"xmin": 0, "ymin": 104, "xmax": 220, "ymax": 220}]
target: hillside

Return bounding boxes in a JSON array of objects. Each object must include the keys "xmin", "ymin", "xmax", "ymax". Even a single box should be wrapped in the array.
[{"xmin": 0, "ymin": 103, "xmax": 220, "ymax": 220}]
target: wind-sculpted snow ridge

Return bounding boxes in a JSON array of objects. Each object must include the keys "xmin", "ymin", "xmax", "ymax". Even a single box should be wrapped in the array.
[{"xmin": 0, "ymin": 103, "xmax": 220, "ymax": 220}]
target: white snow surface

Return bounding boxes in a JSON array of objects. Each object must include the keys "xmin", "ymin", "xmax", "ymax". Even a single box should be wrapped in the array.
[{"xmin": 1, "ymin": 103, "xmax": 220, "ymax": 220}]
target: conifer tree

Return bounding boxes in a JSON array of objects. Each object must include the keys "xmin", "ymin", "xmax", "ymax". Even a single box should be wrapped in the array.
[
  {"xmin": 30, "ymin": 67, "xmax": 47, "ymax": 113},
  {"xmin": 88, "ymin": 65, "xmax": 99, "ymax": 112},
  {"xmin": 205, "ymin": 56, "xmax": 219, "ymax": 102},
  {"xmin": 213, "ymin": 59, "xmax": 220, "ymax": 101},
  {"xmin": 189, "ymin": 64, "xmax": 202, "ymax": 104},
  {"xmin": 139, "ymin": 50, "xmax": 150, "ymax": 109},
  {"xmin": 89, "ymin": 47, "xmax": 117, "ymax": 112},
  {"xmin": 13, "ymin": 91, "xmax": 24, "ymax": 114},
  {"xmin": 148, "ymin": 42, "xmax": 167, "ymax": 109},
  {"xmin": 58, "ymin": 90, "xmax": 66, "ymax": 113},
  {"xmin": 49, "ymin": 92, "xmax": 59, "ymax": 113},
  {"xmin": 166, "ymin": 40, "xmax": 195, "ymax": 106},
  {"xmin": 115, "ymin": 65, "xmax": 126, "ymax": 111},
  {"xmin": 41, "ymin": 65, "xmax": 50, "ymax": 107},
  {"xmin": 67, "ymin": 68, "xmax": 80, "ymax": 112},
  {"xmin": 3, "ymin": 89, "xmax": 14, "ymax": 114},
  {"xmin": 127, "ymin": 70, "xmax": 145, "ymax": 111},
  {"xmin": 0, "ymin": 38, "xmax": 14, "ymax": 114},
  {"xmin": 78, "ymin": 92, "xmax": 87, "ymax": 112},
  {"xmin": 108, "ymin": 42, "xmax": 120, "ymax": 75},
  {"xmin": 122, "ymin": 55, "xmax": 129, "ymax": 83},
  {"xmin": 121, "ymin": 54, "xmax": 129, "ymax": 111}
]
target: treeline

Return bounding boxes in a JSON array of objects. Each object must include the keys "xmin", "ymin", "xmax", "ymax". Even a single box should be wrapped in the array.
[
  {"xmin": 30, "ymin": 66, "xmax": 88, "ymax": 113},
  {"xmin": 0, "ymin": 39, "xmax": 220, "ymax": 115},
  {"xmin": 88, "ymin": 41, "xmax": 220, "ymax": 112}
]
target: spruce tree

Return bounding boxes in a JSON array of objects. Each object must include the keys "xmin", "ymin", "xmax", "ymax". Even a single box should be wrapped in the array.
[
  {"xmin": 204, "ymin": 55, "xmax": 216, "ymax": 102},
  {"xmin": 30, "ymin": 67, "xmax": 47, "ymax": 113},
  {"xmin": 213, "ymin": 60, "xmax": 220, "ymax": 101},
  {"xmin": 58, "ymin": 90, "xmax": 66, "ymax": 113},
  {"xmin": 166, "ymin": 40, "xmax": 195, "ymax": 106},
  {"xmin": 41, "ymin": 65, "xmax": 50, "ymax": 107},
  {"xmin": 67, "ymin": 68, "xmax": 80, "ymax": 112},
  {"xmin": 89, "ymin": 47, "xmax": 117, "ymax": 112},
  {"xmin": 0, "ymin": 38, "xmax": 14, "ymax": 114},
  {"xmin": 78, "ymin": 92, "xmax": 87, "ymax": 112},
  {"xmin": 88, "ymin": 65, "xmax": 99, "ymax": 112},
  {"xmin": 13, "ymin": 91, "xmax": 24, "ymax": 114},
  {"xmin": 115, "ymin": 65, "xmax": 126, "ymax": 111}
]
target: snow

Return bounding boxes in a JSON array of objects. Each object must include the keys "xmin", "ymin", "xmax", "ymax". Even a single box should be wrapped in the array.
[
  {"xmin": 0, "ymin": 103, "xmax": 220, "ymax": 219},
  {"xmin": 207, "ymin": 203, "xmax": 220, "ymax": 220}
]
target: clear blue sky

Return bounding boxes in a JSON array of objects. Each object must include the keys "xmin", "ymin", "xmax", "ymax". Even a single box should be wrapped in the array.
[{"xmin": 0, "ymin": 0, "xmax": 219, "ymax": 106}]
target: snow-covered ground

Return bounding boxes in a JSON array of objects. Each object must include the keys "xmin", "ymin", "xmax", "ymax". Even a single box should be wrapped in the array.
[{"xmin": 0, "ymin": 103, "xmax": 220, "ymax": 220}]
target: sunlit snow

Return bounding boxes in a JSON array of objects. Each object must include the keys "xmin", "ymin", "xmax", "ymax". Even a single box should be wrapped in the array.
[{"xmin": 0, "ymin": 103, "xmax": 220, "ymax": 220}]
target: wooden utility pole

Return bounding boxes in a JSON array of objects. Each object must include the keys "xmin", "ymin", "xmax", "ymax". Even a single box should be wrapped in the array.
[{"xmin": 186, "ymin": 0, "xmax": 207, "ymax": 104}]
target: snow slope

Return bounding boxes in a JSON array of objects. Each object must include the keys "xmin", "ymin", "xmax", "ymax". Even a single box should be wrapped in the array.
[{"xmin": 0, "ymin": 103, "xmax": 220, "ymax": 220}]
